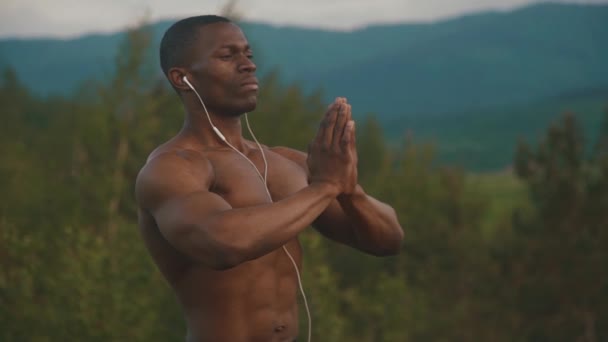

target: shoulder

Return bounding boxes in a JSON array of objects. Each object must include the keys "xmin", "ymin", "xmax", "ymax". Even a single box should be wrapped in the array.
[
  {"xmin": 135, "ymin": 149, "xmax": 215, "ymax": 211},
  {"xmin": 269, "ymin": 146, "xmax": 308, "ymax": 169}
]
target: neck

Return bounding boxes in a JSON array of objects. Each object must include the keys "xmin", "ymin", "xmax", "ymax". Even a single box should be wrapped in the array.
[{"xmin": 182, "ymin": 105, "xmax": 248, "ymax": 152}]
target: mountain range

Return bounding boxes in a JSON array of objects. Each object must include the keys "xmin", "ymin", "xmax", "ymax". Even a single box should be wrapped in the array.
[{"xmin": 1, "ymin": 2, "xmax": 607, "ymax": 170}]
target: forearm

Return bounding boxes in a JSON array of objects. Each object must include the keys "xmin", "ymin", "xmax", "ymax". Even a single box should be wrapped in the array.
[
  {"xmin": 194, "ymin": 182, "xmax": 337, "ymax": 267},
  {"xmin": 337, "ymin": 185, "xmax": 404, "ymax": 255}
]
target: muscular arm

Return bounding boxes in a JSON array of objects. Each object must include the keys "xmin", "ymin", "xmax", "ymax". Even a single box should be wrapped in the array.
[
  {"xmin": 325, "ymin": 185, "xmax": 404, "ymax": 256},
  {"xmin": 136, "ymin": 101, "xmax": 357, "ymax": 269},
  {"xmin": 273, "ymin": 147, "xmax": 404, "ymax": 256},
  {"xmin": 135, "ymin": 151, "xmax": 339, "ymax": 270}
]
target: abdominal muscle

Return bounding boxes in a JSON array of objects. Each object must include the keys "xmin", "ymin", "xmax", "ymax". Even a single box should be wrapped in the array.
[{"xmin": 170, "ymin": 242, "xmax": 302, "ymax": 342}]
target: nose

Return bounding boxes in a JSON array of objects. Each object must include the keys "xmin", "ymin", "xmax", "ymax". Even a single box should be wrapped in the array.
[{"xmin": 238, "ymin": 54, "xmax": 256, "ymax": 73}]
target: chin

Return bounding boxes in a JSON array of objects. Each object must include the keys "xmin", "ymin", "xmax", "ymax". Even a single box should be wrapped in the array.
[
  {"xmin": 224, "ymin": 93, "xmax": 258, "ymax": 116},
  {"xmin": 241, "ymin": 96, "xmax": 258, "ymax": 113},
  {"xmin": 226, "ymin": 100, "xmax": 257, "ymax": 117}
]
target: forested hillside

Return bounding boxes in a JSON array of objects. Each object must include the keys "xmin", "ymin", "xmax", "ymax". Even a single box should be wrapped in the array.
[{"xmin": 1, "ymin": 22, "xmax": 607, "ymax": 342}]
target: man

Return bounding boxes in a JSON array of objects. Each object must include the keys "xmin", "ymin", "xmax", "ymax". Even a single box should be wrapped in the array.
[{"xmin": 135, "ymin": 15, "xmax": 403, "ymax": 342}]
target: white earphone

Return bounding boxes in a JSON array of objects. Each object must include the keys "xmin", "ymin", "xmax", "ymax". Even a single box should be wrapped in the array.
[
  {"xmin": 181, "ymin": 75, "xmax": 312, "ymax": 342},
  {"xmin": 182, "ymin": 76, "xmax": 227, "ymax": 142}
]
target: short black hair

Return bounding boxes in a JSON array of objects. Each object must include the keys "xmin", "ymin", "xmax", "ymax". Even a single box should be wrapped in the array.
[{"xmin": 159, "ymin": 15, "xmax": 231, "ymax": 76}]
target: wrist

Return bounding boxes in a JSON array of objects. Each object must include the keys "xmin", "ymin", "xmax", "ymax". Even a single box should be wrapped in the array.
[
  {"xmin": 310, "ymin": 181, "xmax": 341, "ymax": 197},
  {"xmin": 337, "ymin": 184, "xmax": 365, "ymax": 203}
]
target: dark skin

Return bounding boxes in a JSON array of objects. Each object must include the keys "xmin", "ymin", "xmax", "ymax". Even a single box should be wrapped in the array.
[{"xmin": 135, "ymin": 22, "xmax": 404, "ymax": 342}]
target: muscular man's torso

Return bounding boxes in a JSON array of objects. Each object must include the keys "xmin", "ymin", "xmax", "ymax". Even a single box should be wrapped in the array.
[{"xmin": 138, "ymin": 137, "xmax": 309, "ymax": 342}]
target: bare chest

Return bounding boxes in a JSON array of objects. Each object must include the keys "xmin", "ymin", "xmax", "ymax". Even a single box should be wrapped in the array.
[{"xmin": 207, "ymin": 150, "xmax": 308, "ymax": 208}]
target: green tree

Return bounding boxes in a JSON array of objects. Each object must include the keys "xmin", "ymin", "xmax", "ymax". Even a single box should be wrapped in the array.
[{"xmin": 510, "ymin": 112, "xmax": 608, "ymax": 341}]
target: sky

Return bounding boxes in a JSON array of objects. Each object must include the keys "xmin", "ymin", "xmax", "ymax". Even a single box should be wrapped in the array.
[{"xmin": 0, "ymin": 0, "xmax": 606, "ymax": 39}]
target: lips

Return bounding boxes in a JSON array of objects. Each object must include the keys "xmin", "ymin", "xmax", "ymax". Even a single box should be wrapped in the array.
[{"xmin": 241, "ymin": 78, "xmax": 259, "ymax": 90}]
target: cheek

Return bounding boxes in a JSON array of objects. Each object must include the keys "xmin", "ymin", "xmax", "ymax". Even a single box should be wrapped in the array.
[
  {"xmin": 201, "ymin": 72, "xmax": 224, "ymax": 90},
  {"xmin": 197, "ymin": 73, "xmax": 230, "ymax": 103},
  {"xmin": 208, "ymin": 69, "xmax": 237, "ymax": 94},
  {"xmin": 196, "ymin": 62, "xmax": 230, "ymax": 86}
]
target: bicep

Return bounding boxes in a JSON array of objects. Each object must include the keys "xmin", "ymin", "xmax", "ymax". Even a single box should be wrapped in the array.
[
  {"xmin": 136, "ymin": 151, "xmax": 232, "ymax": 258},
  {"xmin": 152, "ymin": 190, "xmax": 232, "ymax": 247}
]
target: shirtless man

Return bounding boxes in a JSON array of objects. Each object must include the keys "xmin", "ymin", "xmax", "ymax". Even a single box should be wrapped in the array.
[{"xmin": 135, "ymin": 15, "xmax": 404, "ymax": 342}]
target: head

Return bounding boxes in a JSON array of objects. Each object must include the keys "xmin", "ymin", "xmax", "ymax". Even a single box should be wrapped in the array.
[{"xmin": 160, "ymin": 15, "xmax": 258, "ymax": 116}]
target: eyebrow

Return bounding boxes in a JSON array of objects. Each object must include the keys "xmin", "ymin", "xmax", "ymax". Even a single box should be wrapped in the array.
[{"xmin": 217, "ymin": 43, "xmax": 251, "ymax": 51}]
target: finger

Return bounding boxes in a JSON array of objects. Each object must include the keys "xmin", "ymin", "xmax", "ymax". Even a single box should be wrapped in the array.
[
  {"xmin": 350, "ymin": 120, "xmax": 357, "ymax": 154},
  {"xmin": 319, "ymin": 98, "xmax": 342, "ymax": 144},
  {"xmin": 323, "ymin": 103, "xmax": 340, "ymax": 146},
  {"xmin": 338, "ymin": 105, "xmax": 353, "ymax": 149},
  {"xmin": 348, "ymin": 106, "xmax": 356, "ymax": 154},
  {"xmin": 324, "ymin": 101, "xmax": 336, "ymax": 118},
  {"xmin": 341, "ymin": 120, "xmax": 355, "ymax": 151},
  {"xmin": 315, "ymin": 103, "xmax": 337, "ymax": 144},
  {"xmin": 332, "ymin": 103, "xmax": 348, "ymax": 149},
  {"xmin": 347, "ymin": 103, "xmax": 352, "ymax": 121}
]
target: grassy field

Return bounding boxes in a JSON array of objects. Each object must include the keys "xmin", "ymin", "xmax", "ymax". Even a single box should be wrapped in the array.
[{"xmin": 465, "ymin": 171, "xmax": 529, "ymax": 238}]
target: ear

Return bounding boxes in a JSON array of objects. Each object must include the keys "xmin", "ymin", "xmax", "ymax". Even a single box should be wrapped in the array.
[{"xmin": 168, "ymin": 67, "xmax": 191, "ymax": 92}]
